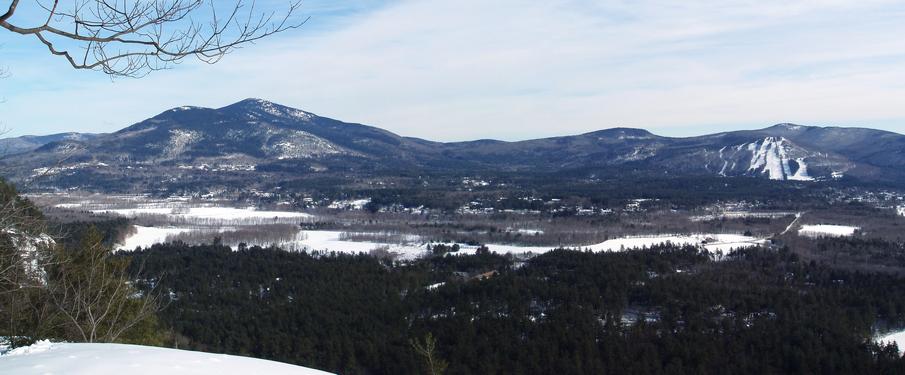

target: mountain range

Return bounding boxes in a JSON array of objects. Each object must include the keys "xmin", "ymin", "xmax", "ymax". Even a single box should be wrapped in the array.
[{"xmin": 3, "ymin": 98, "xmax": 904, "ymax": 191}]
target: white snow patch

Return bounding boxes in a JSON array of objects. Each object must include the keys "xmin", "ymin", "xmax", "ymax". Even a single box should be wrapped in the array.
[
  {"xmin": 164, "ymin": 129, "xmax": 201, "ymax": 158},
  {"xmin": 3, "ymin": 229, "xmax": 55, "ymax": 280},
  {"xmin": 116, "ymin": 226, "xmax": 194, "ymax": 251},
  {"xmin": 798, "ymin": 224, "xmax": 859, "ymax": 238},
  {"xmin": 288, "ymin": 231, "xmax": 764, "ymax": 260},
  {"xmin": 787, "ymin": 158, "xmax": 814, "ymax": 181},
  {"xmin": 877, "ymin": 330, "xmax": 905, "ymax": 355},
  {"xmin": 3, "ymin": 340, "xmax": 54, "ymax": 356},
  {"xmin": 727, "ymin": 137, "xmax": 815, "ymax": 181},
  {"xmin": 748, "ymin": 137, "xmax": 792, "ymax": 180},
  {"xmin": 585, "ymin": 234, "xmax": 765, "ymax": 253},
  {"xmin": 252, "ymin": 99, "xmax": 315, "ymax": 121},
  {"xmin": 31, "ymin": 162, "xmax": 109, "ymax": 178},
  {"xmin": 328, "ymin": 199, "xmax": 371, "ymax": 210},
  {"xmin": 287, "ymin": 231, "xmax": 428, "ymax": 260},
  {"xmin": 0, "ymin": 342, "xmax": 332, "ymax": 374},
  {"xmin": 689, "ymin": 211, "xmax": 796, "ymax": 222},
  {"xmin": 270, "ymin": 132, "xmax": 343, "ymax": 159},
  {"xmin": 718, "ymin": 160, "xmax": 729, "ymax": 176}
]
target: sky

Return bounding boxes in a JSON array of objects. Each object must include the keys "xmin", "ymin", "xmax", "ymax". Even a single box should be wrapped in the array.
[{"xmin": 2, "ymin": 0, "xmax": 905, "ymax": 141}]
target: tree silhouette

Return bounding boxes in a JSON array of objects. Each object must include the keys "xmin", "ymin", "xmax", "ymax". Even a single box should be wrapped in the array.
[{"xmin": 0, "ymin": 0, "xmax": 304, "ymax": 77}]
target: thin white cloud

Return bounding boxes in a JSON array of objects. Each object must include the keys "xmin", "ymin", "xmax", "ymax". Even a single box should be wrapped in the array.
[{"xmin": 2, "ymin": 0, "xmax": 905, "ymax": 140}]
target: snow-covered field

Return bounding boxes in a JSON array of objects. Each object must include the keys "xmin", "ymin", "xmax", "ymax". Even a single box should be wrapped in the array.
[
  {"xmin": 287, "ymin": 230, "xmax": 428, "ymax": 259},
  {"xmin": 41, "ymin": 197, "xmax": 314, "ymax": 251},
  {"xmin": 690, "ymin": 211, "xmax": 796, "ymax": 222},
  {"xmin": 117, "ymin": 226, "xmax": 196, "ymax": 251},
  {"xmin": 583, "ymin": 234, "xmax": 766, "ymax": 253},
  {"xmin": 283, "ymin": 231, "xmax": 764, "ymax": 260},
  {"xmin": 114, "ymin": 225, "xmax": 767, "ymax": 259},
  {"xmin": 0, "ymin": 341, "xmax": 332, "ymax": 375},
  {"xmin": 94, "ymin": 206, "xmax": 313, "ymax": 223},
  {"xmin": 798, "ymin": 224, "xmax": 859, "ymax": 238},
  {"xmin": 282, "ymin": 231, "xmax": 549, "ymax": 259}
]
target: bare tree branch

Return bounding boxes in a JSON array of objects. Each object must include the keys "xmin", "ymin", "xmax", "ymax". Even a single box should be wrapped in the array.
[{"xmin": 0, "ymin": 1, "xmax": 306, "ymax": 77}]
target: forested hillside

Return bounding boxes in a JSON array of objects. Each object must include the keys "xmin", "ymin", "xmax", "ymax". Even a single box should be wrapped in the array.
[{"xmin": 130, "ymin": 243, "xmax": 905, "ymax": 374}]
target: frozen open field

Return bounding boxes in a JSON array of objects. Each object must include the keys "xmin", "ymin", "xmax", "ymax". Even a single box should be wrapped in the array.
[
  {"xmin": 689, "ymin": 211, "xmax": 797, "ymax": 222},
  {"xmin": 94, "ymin": 206, "xmax": 313, "ymax": 224},
  {"xmin": 150, "ymin": 229, "xmax": 761, "ymax": 258},
  {"xmin": 584, "ymin": 234, "xmax": 767, "ymax": 253},
  {"xmin": 116, "ymin": 227, "xmax": 766, "ymax": 260},
  {"xmin": 38, "ymin": 194, "xmax": 768, "ymax": 259},
  {"xmin": 117, "ymin": 226, "xmax": 195, "ymax": 251},
  {"xmin": 798, "ymin": 224, "xmax": 859, "ymax": 238}
]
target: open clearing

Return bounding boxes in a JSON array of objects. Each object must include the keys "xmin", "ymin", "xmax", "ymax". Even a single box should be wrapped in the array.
[{"xmin": 798, "ymin": 224, "xmax": 860, "ymax": 238}]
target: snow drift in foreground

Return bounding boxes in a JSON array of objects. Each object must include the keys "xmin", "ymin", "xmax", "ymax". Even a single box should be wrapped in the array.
[{"xmin": 0, "ymin": 341, "xmax": 333, "ymax": 375}]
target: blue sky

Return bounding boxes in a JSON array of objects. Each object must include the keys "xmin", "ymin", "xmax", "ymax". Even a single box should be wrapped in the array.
[{"xmin": 2, "ymin": 0, "xmax": 905, "ymax": 141}]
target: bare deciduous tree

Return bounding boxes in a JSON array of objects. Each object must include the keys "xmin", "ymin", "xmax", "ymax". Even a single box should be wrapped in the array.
[
  {"xmin": 47, "ymin": 227, "xmax": 161, "ymax": 343},
  {"xmin": 0, "ymin": 0, "xmax": 304, "ymax": 77},
  {"xmin": 411, "ymin": 333, "xmax": 448, "ymax": 375}
]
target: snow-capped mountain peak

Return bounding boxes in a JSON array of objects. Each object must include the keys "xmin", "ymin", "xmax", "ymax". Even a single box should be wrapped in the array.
[{"xmin": 222, "ymin": 98, "xmax": 315, "ymax": 122}]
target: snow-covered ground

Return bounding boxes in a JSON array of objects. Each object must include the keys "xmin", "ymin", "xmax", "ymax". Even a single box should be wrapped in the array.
[
  {"xmin": 690, "ymin": 211, "xmax": 797, "ymax": 222},
  {"xmin": 116, "ymin": 226, "xmax": 195, "ymax": 251},
  {"xmin": 3, "ymin": 229, "xmax": 55, "ymax": 279},
  {"xmin": 583, "ymin": 234, "xmax": 766, "ymax": 253},
  {"xmin": 743, "ymin": 137, "xmax": 814, "ymax": 181},
  {"xmin": 288, "ymin": 230, "xmax": 428, "ymax": 259},
  {"xmin": 0, "ymin": 341, "xmax": 333, "ymax": 375},
  {"xmin": 876, "ymin": 329, "xmax": 905, "ymax": 355},
  {"xmin": 798, "ymin": 224, "xmax": 859, "ymax": 238},
  {"xmin": 286, "ymin": 231, "xmax": 764, "ymax": 260},
  {"xmin": 327, "ymin": 198, "xmax": 371, "ymax": 210},
  {"xmin": 94, "ymin": 206, "xmax": 312, "ymax": 222}
]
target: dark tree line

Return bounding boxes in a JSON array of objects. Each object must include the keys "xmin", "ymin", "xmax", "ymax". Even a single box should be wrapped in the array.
[{"xmin": 128, "ymin": 242, "xmax": 905, "ymax": 374}]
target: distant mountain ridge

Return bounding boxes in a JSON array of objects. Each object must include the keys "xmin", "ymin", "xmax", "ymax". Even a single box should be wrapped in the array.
[
  {"xmin": 0, "ymin": 132, "xmax": 101, "ymax": 156},
  {"xmin": 3, "ymin": 99, "xmax": 904, "ymax": 190}
]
